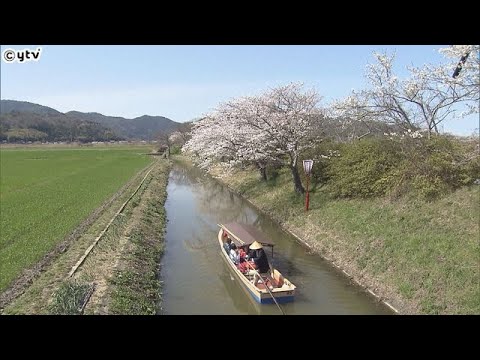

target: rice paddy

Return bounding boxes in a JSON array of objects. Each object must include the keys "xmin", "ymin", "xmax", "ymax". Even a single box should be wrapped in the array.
[{"xmin": 0, "ymin": 146, "xmax": 153, "ymax": 291}]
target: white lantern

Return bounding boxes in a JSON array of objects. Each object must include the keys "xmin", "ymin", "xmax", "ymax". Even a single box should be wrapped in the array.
[{"xmin": 303, "ymin": 160, "xmax": 313, "ymax": 175}]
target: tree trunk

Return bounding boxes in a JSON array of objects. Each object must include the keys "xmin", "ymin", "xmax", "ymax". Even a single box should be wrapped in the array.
[
  {"xmin": 256, "ymin": 162, "xmax": 267, "ymax": 181},
  {"xmin": 289, "ymin": 151, "xmax": 305, "ymax": 194},
  {"xmin": 260, "ymin": 167, "xmax": 267, "ymax": 181},
  {"xmin": 290, "ymin": 165, "xmax": 305, "ymax": 193}
]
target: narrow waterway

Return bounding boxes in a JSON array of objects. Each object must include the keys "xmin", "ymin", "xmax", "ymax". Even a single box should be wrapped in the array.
[{"xmin": 160, "ymin": 162, "xmax": 392, "ymax": 315}]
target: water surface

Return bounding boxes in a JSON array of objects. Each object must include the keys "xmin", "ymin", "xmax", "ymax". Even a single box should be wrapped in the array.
[{"xmin": 160, "ymin": 162, "xmax": 392, "ymax": 315}]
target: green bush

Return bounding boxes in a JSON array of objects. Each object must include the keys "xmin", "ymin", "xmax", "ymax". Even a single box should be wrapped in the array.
[
  {"xmin": 299, "ymin": 140, "xmax": 340, "ymax": 187},
  {"xmin": 326, "ymin": 135, "xmax": 479, "ymax": 200},
  {"xmin": 170, "ymin": 145, "xmax": 182, "ymax": 155},
  {"xmin": 266, "ymin": 162, "xmax": 283, "ymax": 181},
  {"xmin": 399, "ymin": 135, "xmax": 480, "ymax": 200},
  {"xmin": 327, "ymin": 138, "xmax": 404, "ymax": 198},
  {"xmin": 6, "ymin": 128, "xmax": 48, "ymax": 142}
]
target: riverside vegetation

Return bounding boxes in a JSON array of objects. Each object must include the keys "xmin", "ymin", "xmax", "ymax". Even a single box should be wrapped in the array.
[
  {"xmin": 182, "ymin": 47, "xmax": 479, "ymax": 314},
  {"xmin": 203, "ymin": 134, "xmax": 479, "ymax": 314}
]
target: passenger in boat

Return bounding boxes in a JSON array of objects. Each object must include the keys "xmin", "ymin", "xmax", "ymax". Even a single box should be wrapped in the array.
[
  {"xmin": 223, "ymin": 237, "xmax": 232, "ymax": 254},
  {"xmin": 237, "ymin": 246, "xmax": 247, "ymax": 263},
  {"xmin": 229, "ymin": 243, "xmax": 238, "ymax": 263},
  {"xmin": 248, "ymin": 241, "xmax": 270, "ymax": 286},
  {"xmin": 236, "ymin": 246, "xmax": 249, "ymax": 272}
]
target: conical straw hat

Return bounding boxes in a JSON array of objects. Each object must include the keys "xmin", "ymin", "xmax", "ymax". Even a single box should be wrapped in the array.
[{"xmin": 249, "ymin": 241, "xmax": 263, "ymax": 250}]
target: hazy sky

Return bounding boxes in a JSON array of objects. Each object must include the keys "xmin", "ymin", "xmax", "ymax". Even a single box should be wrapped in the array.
[{"xmin": 1, "ymin": 45, "xmax": 477, "ymax": 135}]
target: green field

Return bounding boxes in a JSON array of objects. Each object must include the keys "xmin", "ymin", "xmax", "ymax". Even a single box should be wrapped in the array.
[{"xmin": 0, "ymin": 147, "xmax": 153, "ymax": 291}]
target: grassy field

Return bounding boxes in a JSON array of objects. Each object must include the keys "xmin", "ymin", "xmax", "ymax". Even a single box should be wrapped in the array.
[
  {"xmin": 0, "ymin": 146, "xmax": 153, "ymax": 291},
  {"xmin": 3, "ymin": 159, "xmax": 170, "ymax": 314},
  {"xmin": 209, "ymin": 164, "xmax": 480, "ymax": 314}
]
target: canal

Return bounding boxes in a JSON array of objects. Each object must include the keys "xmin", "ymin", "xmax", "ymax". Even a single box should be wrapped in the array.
[{"xmin": 160, "ymin": 161, "xmax": 392, "ymax": 315}]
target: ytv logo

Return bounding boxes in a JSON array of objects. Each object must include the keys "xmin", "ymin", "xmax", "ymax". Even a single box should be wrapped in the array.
[{"xmin": 2, "ymin": 47, "xmax": 42, "ymax": 63}]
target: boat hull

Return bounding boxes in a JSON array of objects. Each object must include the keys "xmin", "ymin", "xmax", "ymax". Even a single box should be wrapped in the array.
[{"xmin": 218, "ymin": 228, "xmax": 295, "ymax": 304}]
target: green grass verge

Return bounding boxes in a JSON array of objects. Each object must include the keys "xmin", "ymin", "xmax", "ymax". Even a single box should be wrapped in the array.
[
  {"xmin": 209, "ymin": 163, "xmax": 480, "ymax": 314},
  {"xmin": 48, "ymin": 279, "xmax": 93, "ymax": 315},
  {"xmin": 108, "ymin": 161, "xmax": 170, "ymax": 314}
]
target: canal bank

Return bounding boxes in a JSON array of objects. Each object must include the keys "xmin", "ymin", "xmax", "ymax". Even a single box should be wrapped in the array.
[
  {"xmin": 208, "ymin": 172, "xmax": 401, "ymax": 314},
  {"xmin": 204, "ymin": 160, "xmax": 479, "ymax": 315}
]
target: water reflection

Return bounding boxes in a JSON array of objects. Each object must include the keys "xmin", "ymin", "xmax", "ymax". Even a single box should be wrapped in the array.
[
  {"xmin": 218, "ymin": 261, "xmax": 258, "ymax": 314},
  {"xmin": 160, "ymin": 161, "xmax": 392, "ymax": 315}
]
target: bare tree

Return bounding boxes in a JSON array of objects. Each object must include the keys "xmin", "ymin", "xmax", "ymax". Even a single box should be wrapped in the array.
[
  {"xmin": 173, "ymin": 121, "xmax": 193, "ymax": 146},
  {"xmin": 155, "ymin": 130, "xmax": 173, "ymax": 158},
  {"xmin": 331, "ymin": 49, "xmax": 479, "ymax": 139}
]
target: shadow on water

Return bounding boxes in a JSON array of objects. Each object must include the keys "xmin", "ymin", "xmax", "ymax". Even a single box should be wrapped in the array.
[{"xmin": 160, "ymin": 161, "xmax": 393, "ymax": 315}]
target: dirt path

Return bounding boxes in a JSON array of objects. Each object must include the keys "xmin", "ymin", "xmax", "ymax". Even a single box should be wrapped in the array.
[{"xmin": 77, "ymin": 190, "xmax": 151, "ymax": 314}]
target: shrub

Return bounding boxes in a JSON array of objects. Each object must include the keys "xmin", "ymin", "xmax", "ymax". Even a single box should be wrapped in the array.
[
  {"xmin": 299, "ymin": 140, "xmax": 341, "ymax": 187},
  {"xmin": 326, "ymin": 134, "xmax": 479, "ymax": 200},
  {"xmin": 170, "ymin": 145, "xmax": 182, "ymax": 155},
  {"xmin": 266, "ymin": 162, "xmax": 283, "ymax": 181},
  {"xmin": 398, "ymin": 135, "xmax": 480, "ymax": 200},
  {"xmin": 327, "ymin": 138, "xmax": 404, "ymax": 198}
]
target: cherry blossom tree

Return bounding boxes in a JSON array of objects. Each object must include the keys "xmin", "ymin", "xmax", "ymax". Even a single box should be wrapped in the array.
[
  {"xmin": 438, "ymin": 45, "xmax": 479, "ymax": 110},
  {"xmin": 182, "ymin": 115, "xmax": 233, "ymax": 169},
  {"xmin": 183, "ymin": 83, "xmax": 323, "ymax": 193},
  {"xmin": 247, "ymin": 83, "xmax": 322, "ymax": 193},
  {"xmin": 215, "ymin": 96, "xmax": 281, "ymax": 180},
  {"xmin": 183, "ymin": 97, "xmax": 279, "ymax": 179},
  {"xmin": 331, "ymin": 47, "xmax": 479, "ymax": 139}
]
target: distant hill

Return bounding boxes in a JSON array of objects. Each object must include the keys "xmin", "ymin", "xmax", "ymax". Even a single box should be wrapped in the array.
[
  {"xmin": 1, "ymin": 100, "xmax": 62, "ymax": 116},
  {"xmin": 0, "ymin": 100, "xmax": 181, "ymax": 142},
  {"xmin": 0, "ymin": 109, "xmax": 121, "ymax": 143},
  {"xmin": 66, "ymin": 111, "xmax": 179, "ymax": 140}
]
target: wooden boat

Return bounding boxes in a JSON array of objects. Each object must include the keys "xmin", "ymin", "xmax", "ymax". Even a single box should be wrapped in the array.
[{"xmin": 218, "ymin": 222, "xmax": 296, "ymax": 304}]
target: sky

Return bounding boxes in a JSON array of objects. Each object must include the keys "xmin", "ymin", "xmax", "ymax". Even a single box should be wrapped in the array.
[{"xmin": 1, "ymin": 45, "xmax": 478, "ymax": 135}]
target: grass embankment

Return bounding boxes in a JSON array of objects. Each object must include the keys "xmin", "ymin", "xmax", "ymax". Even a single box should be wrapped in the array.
[
  {"xmin": 3, "ymin": 158, "xmax": 171, "ymax": 314},
  {"xmin": 108, "ymin": 160, "xmax": 170, "ymax": 315},
  {"xmin": 0, "ymin": 147, "xmax": 152, "ymax": 292},
  {"xmin": 208, "ymin": 164, "xmax": 479, "ymax": 314}
]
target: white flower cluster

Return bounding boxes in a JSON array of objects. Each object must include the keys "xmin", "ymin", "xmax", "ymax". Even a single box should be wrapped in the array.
[
  {"xmin": 183, "ymin": 83, "xmax": 321, "ymax": 170},
  {"xmin": 328, "ymin": 47, "xmax": 479, "ymax": 136},
  {"xmin": 383, "ymin": 129, "xmax": 424, "ymax": 139}
]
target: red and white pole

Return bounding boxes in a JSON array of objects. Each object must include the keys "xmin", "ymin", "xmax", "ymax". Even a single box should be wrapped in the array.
[{"xmin": 305, "ymin": 174, "xmax": 310, "ymax": 211}]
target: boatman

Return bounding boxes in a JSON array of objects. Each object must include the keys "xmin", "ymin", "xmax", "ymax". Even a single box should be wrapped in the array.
[{"xmin": 248, "ymin": 241, "xmax": 270, "ymax": 286}]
